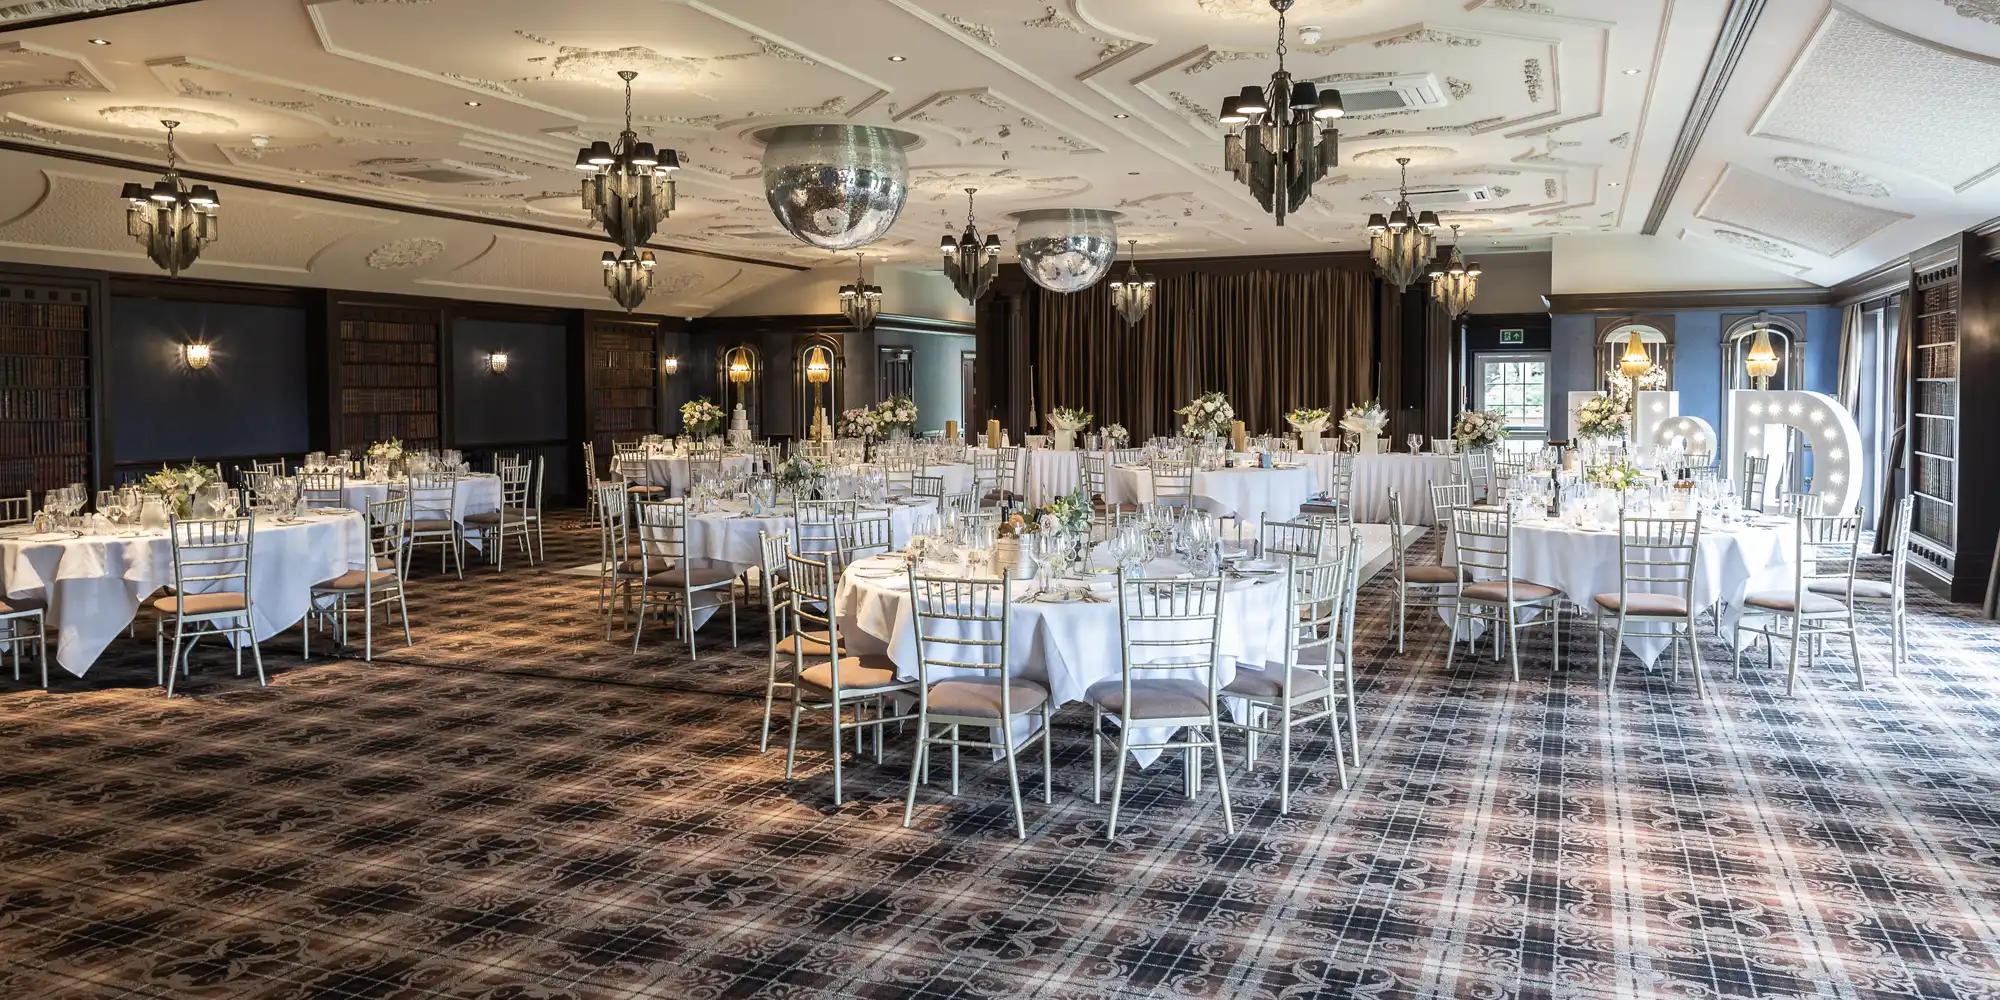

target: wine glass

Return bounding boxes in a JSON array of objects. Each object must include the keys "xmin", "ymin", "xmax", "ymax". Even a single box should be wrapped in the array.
[
  {"xmin": 1407, "ymin": 434, "xmax": 1422, "ymax": 454},
  {"xmin": 209, "ymin": 488, "xmax": 235, "ymax": 518}
]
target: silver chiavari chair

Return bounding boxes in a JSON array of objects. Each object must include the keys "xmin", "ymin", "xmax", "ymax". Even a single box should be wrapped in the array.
[
  {"xmin": 582, "ymin": 441, "xmax": 614, "ymax": 525},
  {"xmin": 1447, "ymin": 505, "xmax": 1563, "ymax": 681},
  {"xmin": 1222, "ymin": 548, "xmax": 1356, "ymax": 812},
  {"xmin": 1322, "ymin": 452, "xmax": 1355, "ymax": 521},
  {"xmin": 0, "ymin": 491, "xmax": 31, "ymax": 526},
  {"xmin": 758, "ymin": 530, "xmax": 833, "ymax": 753},
  {"xmin": 1258, "ymin": 514, "xmax": 1329, "ymax": 561},
  {"xmin": 595, "ymin": 482, "xmax": 646, "ymax": 629},
  {"xmin": 902, "ymin": 569, "xmax": 1052, "ymax": 839},
  {"xmin": 1080, "ymin": 451, "xmax": 1108, "ymax": 498},
  {"xmin": 1740, "ymin": 455, "xmax": 1769, "ymax": 512},
  {"xmin": 687, "ymin": 452, "xmax": 724, "ymax": 492},
  {"xmin": 305, "ymin": 496, "xmax": 410, "ymax": 661},
  {"xmin": 1387, "ymin": 490, "xmax": 1461, "ymax": 654},
  {"xmin": 1090, "ymin": 571, "xmax": 1234, "ymax": 839},
  {"xmin": 463, "ymin": 461, "xmax": 535, "ymax": 572},
  {"xmin": 298, "ymin": 470, "xmax": 345, "ymax": 510},
  {"xmin": 975, "ymin": 448, "xmax": 1019, "ymax": 507},
  {"xmin": 1735, "ymin": 511, "xmax": 1864, "ymax": 694},
  {"xmin": 1594, "ymin": 515, "xmax": 1704, "ymax": 694},
  {"xmin": 405, "ymin": 472, "xmax": 465, "ymax": 579},
  {"xmin": 522, "ymin": 457, "xmax": 547, "ymax": 563},
  {"xmin": 1111, "ymin": 447, "xmax": 1145, "ymax": 467},
  {"xmin": 631, "ymin": 498, "xmax": 738, "ymax": 657},
  {"xmin": 0, "ymin": 490, "xmax": 46, "ymax": 686},
  {"xmin": 155, "ymin": 515, "xmax": 261, "ymax": 698},
  {"xmin": 940, "ymin": 490, "xmax": 977, "ymax": 518},
  {"xmin": 1817, "ymin": 495, "xmax": 1912, "ymax": 675},
  {"xmin": 250, "ymin": 458, "xmax": 286, "ymax": 478},
  {"xmin": 794, "ymin": 498, "xmax": 856, "ymax": 567},
  {"xmin": 1430, "ymin": 482, "xmax": 1472, "ymax": 525},
  {"xmin": 835, "ymin": 511, "xmax": 896, "ymax": 568},
  {"xmin": 911, "ymin": 475, "xmax": 946, "ymax": 502},
  {"xmin": 1459, "ymin": 449, "xmax": 1495, "ymax": 504},
  {"xmin": 1150, "ymin": 458, "xmax": 1195, "ymax": 512},
  {"xmin": 783, "ymin": 551, "xmax": 920, "ymax": 806},
  {"xmin": 1777, "ymin": 491, "xmax": 1824, "ymax": 517}
]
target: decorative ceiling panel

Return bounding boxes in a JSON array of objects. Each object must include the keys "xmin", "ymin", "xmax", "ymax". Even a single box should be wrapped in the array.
[{"xmin": 1695, "ymin": 164, "xmax": 1910, "ymax": 257}]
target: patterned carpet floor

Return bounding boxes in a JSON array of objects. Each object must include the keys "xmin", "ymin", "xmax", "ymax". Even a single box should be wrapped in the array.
[{"xmin": 3, "ymin": 513, "xmax": 1999, "ymax": 999}]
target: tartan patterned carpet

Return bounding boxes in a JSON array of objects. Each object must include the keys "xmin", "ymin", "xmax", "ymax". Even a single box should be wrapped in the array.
[{"xmin": 2, "ymin": 514, "xmax": 1999, "ymax": 999}]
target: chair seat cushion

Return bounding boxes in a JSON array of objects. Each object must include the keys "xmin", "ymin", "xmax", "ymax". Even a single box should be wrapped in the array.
[
  {"xmin": 1745, "ymin": 590, "xmax": 1848, "ymax": 614},
  {"xmin": 616, "ymin": 557, "xmax": 673, "ymax": 576},
  {"xmin": 0, "ymin": 595, "xmax": 46, "ymax": 615},
  {"xmin": 152, "ymin": 592, "xmax": 247, "ymax": 615},
  {"xmin": 1224, "ymin": 666, "xmax": 1333, "ymax": 699},
  {"xmin": 1460, "ymin": 579, "xmax": 1560, "ymax": 603},
  {"xmin": 798, "ymin": 654, "xmax": 905, "ymax": 693},
  {"xmin": 674, "ymin": 565, "xmax": 738, "ymax": 589},
  {"xmin": 627, "ymin": 484, "xmax": 667, "ymax": 495},
  {"xmin": 773, "ymin": 631, "xmax": 836, "ymax": 657},
  {"xmin": 313, "ymin": 570, "xmax": 399, "ymax": 592},
  {"xmin": 409, "ymin": 519, "xmax": 456, "ymax": 534},
  {"xmin": 1293, "ymin": 643, "xmax": 1346, "ymax": 667},
  {"xmin": 463, "ymin": 509, "xmax": 526, "ymax": 525},
  {"xmin": 1085, "ymin": 677, "xmax": 1215, "ymax": 721},
  {"xmin": 1808, "ymin": 579, "xmax": 1894, "ymax": 600},
  {"xmin": 1403, "ymin": 564, "xmax": 1465, "ymax": 585},
  {"xmin": 925, "ymin": 677, "xmax": 1050, "ymax": 718},
  {"xmin": 1592, "ymin": 592, "xmax": 1689, "ymax": 616}
]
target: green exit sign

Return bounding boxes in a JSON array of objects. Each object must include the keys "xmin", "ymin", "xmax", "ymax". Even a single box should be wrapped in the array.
[{"xmin": 1499, "ymin": 328, "xmax": 1525, "ymax": 344}]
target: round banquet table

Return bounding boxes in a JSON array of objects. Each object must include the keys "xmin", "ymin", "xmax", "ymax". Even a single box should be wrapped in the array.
[
  {"xmin": 970, "ymin": 448, "xmax": 1081, "ymax": 506},
  {"xmin": 678, "ymin": 497, "xmax": 939, "ymax": 574},
  {"xmin": 0, "ymin": 511, "xmax": 370, "ymax": 677},
  {"xmin": 1440, "ymin": 513, "xmax": 1795, "ymax": 667},
  {"xmin": 619, "ymin": 454, "xmax": 759, "ymax": 496},
  {"xmin": 1104, "ymin": 464, "xmax": 1318, "ymax": 528},
  {"xmin": 343, "ymin": 473, "xmax": 501, "ymax": 521},
  {"xmin": 835, "ymin": 553, "xmax": 1293, "ymax": 767},
  {"xmin": 1299, "ymin": 453, "xmax": 1459, "ymax": 524},
  {"xmin": 922, "ymin": 463, "xmax": 975, "ymax": 497}
]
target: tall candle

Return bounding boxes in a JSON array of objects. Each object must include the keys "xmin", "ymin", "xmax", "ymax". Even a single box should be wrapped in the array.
[
  {"xmin": 1230, "ymin": 420, "xmax": 1247, "ymax": 453},
  {"xmin": 986, "ymin": 419, "xmax": 1001, "ymax": 449},
  {"xmin": 945, "ymin": 419, "xmax": 959, "ymax": 442}
]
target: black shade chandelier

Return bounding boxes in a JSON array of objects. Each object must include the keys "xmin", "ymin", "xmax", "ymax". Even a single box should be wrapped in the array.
[
  {"xmin": 1107, "ymin": 239, "xmax": 1156, "ymax": 327},
  {"xmin": 1367, "ymin": 157, "xmax": 1439, "ymax": 289},
  {"xmin": 601, "ymin": 248, "xmax": 656, "ymax": 312},
  {"xmin": 941, "ymin": 187, "xmax": 1002, "ymax": 304},
  {"xmin": 576, "ymin": 71, "xmax": 680, "ymax": 249},
  {"xmin": 838, "ymin": 254, "xmax": 882, "ymax": 333},
  {"xmin": 119, "ymin": 120, "xmax": 218, "ymax": 277},
  {"xmin": 1427, "ymin": 224, "xmax": 1481, "ymax": 317},
  {"xmin": 1219, "ymin": 0, "xmax": 1344, "ymax": 226}
]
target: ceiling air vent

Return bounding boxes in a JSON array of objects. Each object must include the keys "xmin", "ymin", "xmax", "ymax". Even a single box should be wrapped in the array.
[
  {"xmin": 1313, "ymin": 72, "xmax": 1449, "ymax": 114},
  {"xmin": 1373, "ymin": 185, "xmax": 1494, "ymax": 210},
  {"xmin": 365, "ymin": 159, "xmax": 528, "ymax": 184}
]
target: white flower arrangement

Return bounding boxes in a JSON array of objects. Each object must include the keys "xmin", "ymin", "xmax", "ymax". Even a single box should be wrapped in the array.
[
  {"xmin": 1587, "ymin": 458, "xmax": 1648, "ymax": 491},
  {"xmin": 1047, "ymin": 406, "xmax": 1092, "ymax": 432},
  {"xmin": 1177, "ymin": 391, "xmax": 1235, "ymax": 439},
  {"xmin": 1102, "ymin": 424, "xmax": 1129, "ymax": 446},
  {"xmin": 839, "ymin": 406, "xmax": 880, "ymax": 438},
  {"xmin": 1574, "ymin": 394, "xmax": 1630, "ymax": 440},
  {"xmin": 142, "ymin": 462, "xmax": 223, "ymax": 518},
  {"xmin": 1285, "ymin": 407, "xmax": 1331, "ymax": 434},
  {"xmin": 367, "ymin": 438, "xmax": 403, "ymax": 463},
  {"xmin": 1452, "ymin": 410, "xmax": 1509, "ymax": 449},
  {"xmin": 874, "ymin": 395, "xmax": 918, "ymax": 436},
  {"xmin": 1339, "ymin": 399, "xmax": 1389, "ymax": 439},
  {"xmin": 681, "ymin": 397, "xmax": 726, "ymax": 436}
]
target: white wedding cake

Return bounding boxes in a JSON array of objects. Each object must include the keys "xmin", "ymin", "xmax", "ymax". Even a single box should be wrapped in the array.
[{"xmin": 727, "ymin": 404, "xmax": 751, "ymax": 446}]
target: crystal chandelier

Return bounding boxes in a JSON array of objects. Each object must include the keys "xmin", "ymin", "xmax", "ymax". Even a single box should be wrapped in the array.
[
  {"xmin": 838, "ymin": 254, "xmax": 882, "ymax": 333},
  {"xmin": 1217, "ymin": 0, "xmax": 1343, "ymax": 227},
  {"xmin": 1108, "ymin": 240, "xmax": 1156, "ymax": 327},
  {"xmin": 1618, "ymin": 330, "xmax": 1654, "ymax": 380},
  {"xmin": 941, "ymin": 188, "xmax": 1001, "ymax": 304},
  {"xmin": 119, "ymin": 120, "xmax": 218, "ymax": 277},
  {"xmin": 1744, "ymin": 323, "xmax": 1780, "ymax": 389},
  {"xmin": 1367, "ymin": 157, "xmax": 1439, "ymax": 289},
  {"xmin": 575, "ymin": 71, "xmax": 680, "ymax": 249},
  {"xmin": 601, "ymin": 248, "xmax": 656, "ymax": 312},
  {"xmin": 1427, "ymin": 225, "xmax": 1481, "ymax": 317}
]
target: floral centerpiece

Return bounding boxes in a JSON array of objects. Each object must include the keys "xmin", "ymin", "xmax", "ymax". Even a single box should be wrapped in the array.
[
  {"xmin": 1047, "ymin": 406, "xmax": 1091, "ymax": 451},
  {"xmin": 839, "ymin": 406, "xmax": 879, "ymax": 438},
  {"xmin": 1286, "ymin": 407, "xmax": 1331, "ymax": 453},
  {"xmin": 1453, "ymin": 410, "xmax": 1508, "ymax": 451},
  {"xmin": 1177, "ymin": 391, "xmax": 1235, "ymax": 439},
  {"xmin": 1340, "ymin": 398, "xmax": 1389, "ymax": 454},
  {"xmin": 1574, "ymin": 395, "xmax": 1629, "ymax": 440},
  {"xmin": 1586, "ymin": 458, "xmax": 1648, "ymax": 492},
  {"xmin": 875, "ymin": 395, "xmax": 918, "ymax": 438},
  {"xmin": 1102, "ymin": 423, "xmax": 1129, "ymax": 447},
  {"xmin": 142, "ymin": 462, "xmax": 224, "ymax": 519},
  {"xmin": 775, "ymin": 455, "xmax": 827, "ymax": 499},
  {"xmin": 681, "ymin": 397, "xmax": 726, "ymax": 437},
  {"xmin": 367, "ymin": 438, "xmax": 403, "ymax": 470}
]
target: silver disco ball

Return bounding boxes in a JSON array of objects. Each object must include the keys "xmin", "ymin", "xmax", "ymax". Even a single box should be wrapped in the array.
[
  {"xmin": 1011, "ymin": 209, "xmax": 1121, "ymax": 293},
  {"xmin": 760, "ymin": 125, "xmax": 914, "ymax": 251}
]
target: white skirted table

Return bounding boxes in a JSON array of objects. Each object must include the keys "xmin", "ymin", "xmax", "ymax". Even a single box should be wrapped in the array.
[
  {"xmin": 619, "ymin": 454, "xmax": 760, "ymax": 497},
  {"xmin": 1104, "ymin": 464, "xmax": 1319, "ymax": 528},
  {"xmin": 0, "ymin": 511, "xmax": 370, "ymax": 676},
  {"xmin": 343, "ymin": 474, "xmax": 502, "ymax": 524},
  {"xmin": 968, "ymin": 448, "xmax": 1083, "ymax": 506},
  {"xmin": 1439, "ymin": 514, "xmax": 1795, "ymax": 666},
  {"xmin": 1299, "ymin": 453, "xmax": 1460, "ymax": 524},
  {"xmin": 680, "ymin": 498, "xmax": 939, "ymax": 574},
  {"xmin": 835, "ymin": 553, "xmax": 1292, "ymax": 766}
]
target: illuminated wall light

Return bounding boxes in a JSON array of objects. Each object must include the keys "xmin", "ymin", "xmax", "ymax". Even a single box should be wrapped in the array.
[
  {"xmin": 662, "ymin": 356, "xmax": 680, "ymax": 375},
  {"xmin": 182, "ymin": 342, "xmax": 211, "ymax": 370},
  {"xmin": 487, "ymin": 351, "xmax": 509, "ymax": 374}
]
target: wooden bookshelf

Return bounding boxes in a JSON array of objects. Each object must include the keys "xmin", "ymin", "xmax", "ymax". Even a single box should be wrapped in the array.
[
  {"xmin": 0, "ymin": 283, "xmax": 94, "ymax": 497},
  {"xmin": 337, "ymin": 306, "xmax": 441, "ymax": 451},
  {"xmin": 588, "ymin": 317, "xmax": 657, "ymax": 453},
  {"xmin": 1910, "ymin": 266, "xmax": 1959, "ymax": 570}
]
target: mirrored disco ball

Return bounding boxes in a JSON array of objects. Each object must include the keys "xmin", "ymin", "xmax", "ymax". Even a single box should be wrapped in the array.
[
  {"xmin": 761, "ymin": 125, "xmax": 913, "ymax": 251},
  {"xmin": 1011, "ymin": 209, "xmax": 1121, "ymax": 293}
]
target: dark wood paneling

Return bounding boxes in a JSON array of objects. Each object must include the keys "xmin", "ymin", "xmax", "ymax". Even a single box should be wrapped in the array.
[{"xmin": 585, "ymin": 314, "xmax": 661, "ymax": 454}]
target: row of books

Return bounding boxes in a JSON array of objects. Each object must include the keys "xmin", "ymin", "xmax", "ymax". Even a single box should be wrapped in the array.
[
  {"xmin": 0, "ymin": 454, "xmax": 92, "ymax": 495},
  {"xmin": 1915, "ymin": 418, "xmax": 1956, "ymax": 458},
  {"xmin": 341, "ymin": 320, "xmax": 437, "ymax": 344},
  {"xmin": 595, "ymin": 410, "xmax": 649, "ymax": 431},
  {"xmin": 1916, "ymin": 456, "xmax": 1956, "ymax": 502},
  {"xmin": 341, "ymin": 342, "xmax": 437, "ymax": 365},
  {"xmin": 0, "ymin": 329, "xmax": 88, "ymax": 357},
  {"xmin": 596, "ymin": 349, "xmax": 656, "ymax": 371},
  {"xmin": 0, "ymin": 419, "xmax": 90, "ymax": 454},
  {"xmin": 0, "ymin": 389, "xmax": 88, "ymax": 421},
  {"xmin": 0, "ymin": 302, "xmax": 87, "ymax": 330},
  {"xmin": 596, "ymin": 388, "xmax": 653, "ymax": 409},
  {"xmin": 1919, "ymin": 343, "xmax": 1959, "ymax": 379},
  {"xmin": 342, "ymin": 366, "xmax": 438, "ymax": 389},
  {"xmin": 1914, "ymin": 496, "xmax": 1956, "ymax": 545},
  {"xmin": 342, "ymin": 413, "xmax": 440, "ymax": 441},
  {"xmin": 0, "ymin": 356, "xmax": 87, "ymax": 387},
  {"xmin": 1917, "ymin": 380, "xmax": 1956, "ymax": 414},
  {"xmin": 342, "ymin": 388, "xmax": 438, "ymax": 413}
]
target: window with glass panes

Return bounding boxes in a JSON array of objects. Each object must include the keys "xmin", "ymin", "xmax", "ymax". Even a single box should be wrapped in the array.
[{"xmin": 1477, "ymin": 354, "xmax": 1548, "ymax": 431}]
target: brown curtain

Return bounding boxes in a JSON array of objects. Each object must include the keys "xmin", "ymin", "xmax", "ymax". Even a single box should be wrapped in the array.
[{"xmin": 1029, "ymin": 267, "xmax": 1374, "ymax": 440}]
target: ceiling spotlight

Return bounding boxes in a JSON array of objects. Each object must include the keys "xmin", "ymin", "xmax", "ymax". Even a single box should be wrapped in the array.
[
  {"xmin": 87, "ymin": 38, "xmax": 109, "ymax": 45},
  {"xmin": 1607, "ymin": 181, "xmax": 1621, "ymax": 187},
  {"xmin": 1622, "ymin": 69, "xmax": 1641, "ymax": 75},
  {"xmin": 464, "ymin": 100, "xmax": 482, "ymax": 107},
  {"xmin": 888, "ymin": 55, "xmax": 907, "ymax": 62},
  {"xmin": 1113, "ymin": 113, "xmax": 1130, "ymax": 119}
]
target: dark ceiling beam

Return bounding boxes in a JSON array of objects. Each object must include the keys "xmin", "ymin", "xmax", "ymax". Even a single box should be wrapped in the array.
[
  {"xmin": 1641, "ymin": 0, "xmax": 1768, "ymax": 235},
  {"xmin": 0, "ymin": 0, "xmax": 205, "ymax": 32},
  {"xmin": 0, "ymin": 140, "xmax": 809, "ymax": 271},
  {"xmin": 1543, "ymin": 286, "xmax": 1834, "ymax": 314}
]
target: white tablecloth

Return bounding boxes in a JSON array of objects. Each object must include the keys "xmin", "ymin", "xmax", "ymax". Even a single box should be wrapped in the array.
[
  {"xmin": 1104, "ymin": 465, "xmax": 1318, "ymax": 528},
  {"xmin": 0, "ymin": 512, "xmax": 370, "ymax": 677},
  {"xmin": 1300, "ymin": 454, "xmax": 1459, "ymax": 524},
  {"xmin": 971, "ymin": 448, "xmax": 1082, "ymax": 506},
  {"xmin": 682, "ymin": 498, "xmax": 939, "ymax": 574},
  {"xmin": 836, "ymin": 555, "xmax": 1292, "ymax": 766},
  {"xmin": 343, "ymin": 474, "xmax": 501, "ymax": 524},
  {"xmin": 923, "ymin": 463, "xmax": 975, "ymax": 497},
  {"xmin": 618, "ymin": 455, "xmax": 759, "ymax": 497},
  {"xmin": 1440, "ymin": 516, "xmax": 1794, "ymax": 667}
]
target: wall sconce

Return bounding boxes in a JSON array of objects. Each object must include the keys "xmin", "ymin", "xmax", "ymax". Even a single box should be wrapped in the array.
[
  {"xmin": 662, "ymin": 355, "xmax": 680, "ymax": 375},
  {"xmin": 487, "ymin": 351, "xmax": 509, "ymax": 374},
  {"xmin": 1744, "ymin": 325, "xmax": 1780, "ymax": 390},
  {"xmin": 182, "ymin": 342, "xmax": 211, "ymax": 370}
]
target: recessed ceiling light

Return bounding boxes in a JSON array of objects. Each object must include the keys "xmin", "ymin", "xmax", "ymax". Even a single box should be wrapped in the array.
[
  {"xmin": 1622, "ymin": 69, "xmax": 1640, "ymax": 75},
  {"xmin": 888, "ymin": 55, "xmax": 906, "ymax": 62},
  {"xmin": 1607, "ymin": 181, "xmax": 1621, "ymax": 187},
  {"xmin": 464, "ymin": 100, "xmax": 482, "ymax": 107},
  {"xmin": 1113, "ymin": 113, "xmax": 1130, "ymax": 119},
  {"xmin": 86, "ymin": 37, "xmax": 109, "ymax": 45},
  {"xmin": 1128, "ymin": 171, "xmax": 1140, "ymax": 176},
  {"xmin": 62, "ymin": 97, "xmax": 74, "ymax": 102}
]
